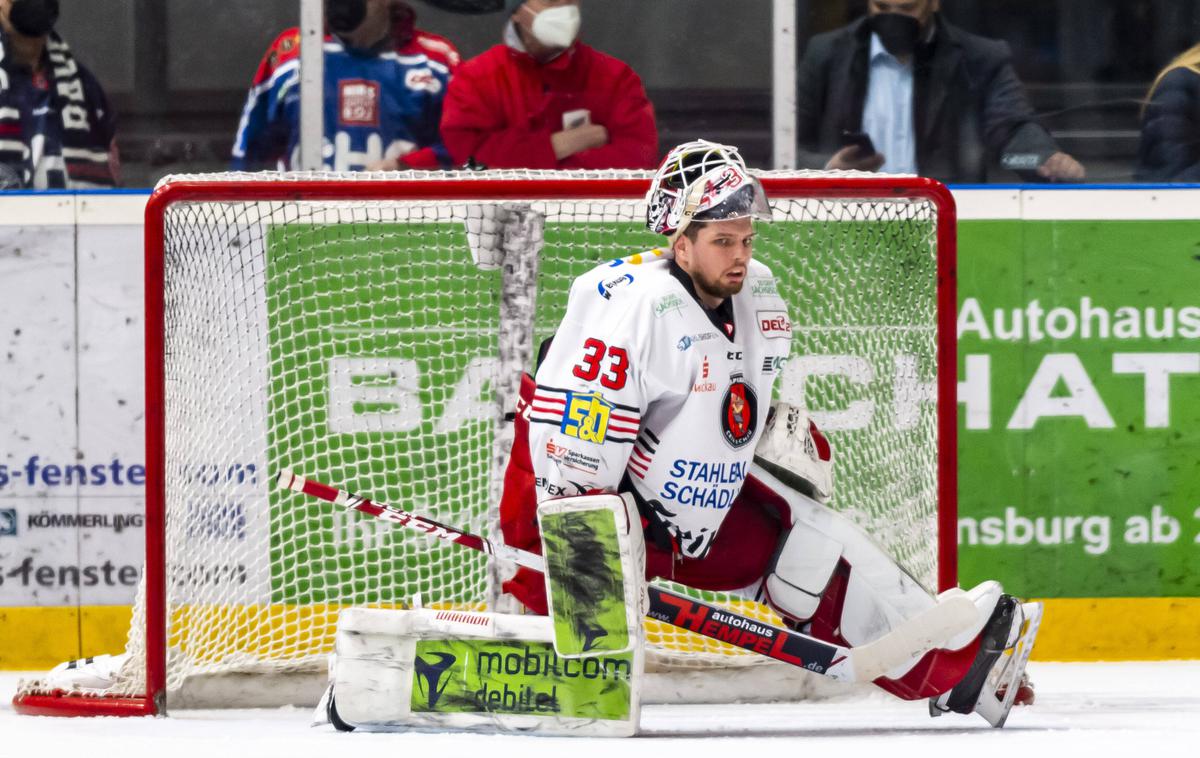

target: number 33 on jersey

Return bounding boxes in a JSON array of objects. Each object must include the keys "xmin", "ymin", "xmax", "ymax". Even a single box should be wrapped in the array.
[{"xmin": 535, "ymin": 336, "xmax": 640, "ymax": 447}]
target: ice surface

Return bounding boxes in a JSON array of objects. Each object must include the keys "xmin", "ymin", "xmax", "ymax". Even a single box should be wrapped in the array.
[{"xmin": 2, "ymin": 662, "xmax": 1198, "ymax": 757}]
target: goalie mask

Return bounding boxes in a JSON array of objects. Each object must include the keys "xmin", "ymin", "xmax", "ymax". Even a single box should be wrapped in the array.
[{"xmin": 646, "ymin": 139, "xmax": 771, "ymax": 242}]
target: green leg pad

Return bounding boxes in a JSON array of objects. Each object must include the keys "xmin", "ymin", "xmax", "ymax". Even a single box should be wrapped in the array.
[{"xmin": 410, "ymin": 638, "xmax": 636, "ymax": 722}]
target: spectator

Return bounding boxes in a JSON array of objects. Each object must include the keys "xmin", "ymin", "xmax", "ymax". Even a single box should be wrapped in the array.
[
  {"xmin": 0, "ymin": 0, "xmax": 118, "ymax": 189},
  {"xmin": 232, "ymin": 0, "xmax": 454, "ymax": 172},
  {"xmin": 249, "ymin": 0, "xmax": 461, "ymax": 82},
  {"xmin": 440, "ymin": 0, "xmax": 658, "ymax": 170},
  {"xmin": 796, "ymin": 0, "xmax": 1085, "ymax": 184},
  {"xmin": 1135, "ymin": 43, "xmax": 1200, "ymax": 183}
]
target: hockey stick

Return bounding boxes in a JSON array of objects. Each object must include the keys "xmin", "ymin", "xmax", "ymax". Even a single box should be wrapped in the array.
[{"xmin": 276, "ymin": 469, "xmax": 976, "ymax": 683}]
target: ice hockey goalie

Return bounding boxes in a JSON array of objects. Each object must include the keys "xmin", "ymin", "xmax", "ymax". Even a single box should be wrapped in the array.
[{"xmin": 497, "ymin": 139, "xmax": 1042, "ymax": 728}]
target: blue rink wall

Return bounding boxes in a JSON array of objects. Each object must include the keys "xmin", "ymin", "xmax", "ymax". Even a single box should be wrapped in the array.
[{"xmin": 0, "ymin": 186, "xmax": 1198, "ymax": 668}]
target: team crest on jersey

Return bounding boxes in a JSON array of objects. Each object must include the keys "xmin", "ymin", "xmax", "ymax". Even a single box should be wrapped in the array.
[
  {"xmin": 405, "ymin": 68, "xmax": 443, "ymax": 94},
  {"xmin": 338, "ymin": 79, "xmax": 380, "ymax": 126},
  {"xmin": 720, "ymin": 373, "xmax": 758, "ymax": 449},
  {"xmin": 561, "ymin": 391, "xmax": 614, "ymax": 444}
]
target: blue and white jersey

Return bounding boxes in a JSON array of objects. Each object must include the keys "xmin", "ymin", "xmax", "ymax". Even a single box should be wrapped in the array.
[{"xmin": 231, "ymin": 38, "xmax": 451, "ymax": 171}]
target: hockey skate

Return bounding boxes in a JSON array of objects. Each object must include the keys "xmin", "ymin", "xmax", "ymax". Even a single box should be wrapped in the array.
[{"xmin": 928, "ymin": 595, "xmax": 1044, "ymax": 728}]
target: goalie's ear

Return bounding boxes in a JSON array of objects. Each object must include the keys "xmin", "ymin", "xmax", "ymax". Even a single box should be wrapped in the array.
[{"xmin": 754, "ymin": 402, "xmax": 834, "ymax": 503}]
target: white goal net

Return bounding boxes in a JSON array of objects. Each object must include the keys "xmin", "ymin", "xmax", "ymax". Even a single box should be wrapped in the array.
[{"xmin": 14, "ymin": 169, "xmax": 955, "ymax": 714}]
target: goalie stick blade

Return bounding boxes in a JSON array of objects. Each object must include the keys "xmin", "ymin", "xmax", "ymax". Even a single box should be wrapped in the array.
[{"xmin": 851, "ymin": 594, "xmax": 980, "ymax": 682}]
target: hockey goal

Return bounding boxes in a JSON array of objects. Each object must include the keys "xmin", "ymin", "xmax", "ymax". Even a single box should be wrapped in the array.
[{"xmin": 14, "ymin": 170, "xmax": 956, "ymax": 715}]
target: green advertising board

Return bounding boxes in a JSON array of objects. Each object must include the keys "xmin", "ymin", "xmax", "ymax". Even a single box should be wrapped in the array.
[{"xmin": 956, "ymin": 217, "xmax": 1200, "ymax": 599}]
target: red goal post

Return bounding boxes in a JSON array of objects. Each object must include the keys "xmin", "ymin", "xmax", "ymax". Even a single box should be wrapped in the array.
[{"xmin": 13, "ymin": 170, "xmax": 957, "ymax": 717}]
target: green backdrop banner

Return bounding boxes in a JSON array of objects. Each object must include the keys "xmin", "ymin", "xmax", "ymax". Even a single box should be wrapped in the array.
[{"xmin": 956, "ymin": 219, "xmax": 1200, "ymax": 598}]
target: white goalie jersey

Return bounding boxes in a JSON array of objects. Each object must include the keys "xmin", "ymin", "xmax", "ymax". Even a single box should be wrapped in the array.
[{"xmin": 528, "ymin": 249, "xmax": 791, "ymax": 558}]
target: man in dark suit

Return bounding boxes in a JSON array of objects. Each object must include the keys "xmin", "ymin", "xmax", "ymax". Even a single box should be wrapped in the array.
[{"xmin": 797, "ymin": 0, "xmax": 1085, "ymax": 183}]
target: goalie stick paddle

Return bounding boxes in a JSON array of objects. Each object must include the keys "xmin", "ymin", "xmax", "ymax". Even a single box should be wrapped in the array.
[{"xmin": 275, "ymin": 469, "xmax": 976, "ymax": 683}]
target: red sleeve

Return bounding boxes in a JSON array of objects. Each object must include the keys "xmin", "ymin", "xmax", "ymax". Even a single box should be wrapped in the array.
[
  {"xmin": 251, "ymin": 29, "xmax": 302, "ymax": 87},
  {"xmin": 564, "ymin": 64, "xmax": 659, "ymax": 170},
  {"xmin": 440, "ymin": 55, "xmax": 560, "ymax": 169},
  {"xmin": 407, "ymin": 30, "xmax": 462, "ymax": 72}
]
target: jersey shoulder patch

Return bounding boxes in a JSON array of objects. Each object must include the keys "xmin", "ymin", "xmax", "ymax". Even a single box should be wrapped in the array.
[
  {"xmin": 744, "ymin": 261, "xmax": 786, "ymax": 302},
  {"xmin": 581, "ymin": 250, "xmax": 672, "ymax": 304}
]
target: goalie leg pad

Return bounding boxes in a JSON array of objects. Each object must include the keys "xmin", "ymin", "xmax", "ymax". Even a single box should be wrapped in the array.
[
  {"xmin": 754, "ymin": 463, "xmax": 941, "ymax": 644},
  {"xmin": 538, "ymin": 493, "xmax": 646, "ymax": 658},
  {"xmin": 325, "ymin": 607, "xmax": 643, "ymax": 736},
  {"xmin": 752, "ymin": 464, "xmax": 1000, "ymax": 692},
  {"xmin": 763, "ymin": 521, "xmax": 843, "ymax": 622}
]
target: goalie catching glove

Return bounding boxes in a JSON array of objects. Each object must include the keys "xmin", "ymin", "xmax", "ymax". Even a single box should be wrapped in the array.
[{"xmin": 754, "ymin": 401, "xmax": 834, "ymax": 503}]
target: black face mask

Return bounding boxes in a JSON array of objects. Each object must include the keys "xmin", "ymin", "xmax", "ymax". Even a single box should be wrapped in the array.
[
  {"xmin": 9, "ymin": 0, "xmax": 60, "ymax": 38},
  {"xmin": 869, "ymin": 12, "xmax": 922, "ymax": 58},
  {"xmin": 327, "ymin": 0, "xmax": 367, "ymax": 34}
]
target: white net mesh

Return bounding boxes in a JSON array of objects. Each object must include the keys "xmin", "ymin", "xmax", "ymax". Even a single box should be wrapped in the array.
[{"xmin": 17, "ymin": 169, "xmax": 949, "ymax": 708}]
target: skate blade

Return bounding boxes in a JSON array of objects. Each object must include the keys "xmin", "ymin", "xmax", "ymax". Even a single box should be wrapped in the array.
[{"xmin": 974, "ymin": 601, "xmax": 1043, "ymax": 728}]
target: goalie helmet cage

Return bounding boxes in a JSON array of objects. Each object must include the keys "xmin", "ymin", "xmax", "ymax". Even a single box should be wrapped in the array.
[{"xmin": 12, "ymin": 170, "xmax": 957, "ymax": 717}]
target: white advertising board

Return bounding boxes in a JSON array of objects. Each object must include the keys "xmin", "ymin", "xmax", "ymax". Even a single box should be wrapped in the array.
[{"xmin": 0, "ymin": 195, "xmax": 147, "ymax": 607}]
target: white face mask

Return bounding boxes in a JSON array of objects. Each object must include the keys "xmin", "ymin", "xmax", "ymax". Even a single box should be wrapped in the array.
[{"xmin": 530, "ymin": 5, "xmax": 581, "ymax": 49}]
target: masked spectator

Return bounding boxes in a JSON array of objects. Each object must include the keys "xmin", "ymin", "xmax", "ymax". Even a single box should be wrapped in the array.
[
  {"xmin": 232, "ymin": 0, "xmax": 455, "ymax": 172},
  {"xmin": 796, "ymin": 0, "xmax": 1085, "ymax": 183},
  {"xmin": 0, "ymin": 0, "xmax": 118, "ymax": 189},
  {"xmin": 440, "ymin": 0, "xmax": 657, "ymax": 170}
]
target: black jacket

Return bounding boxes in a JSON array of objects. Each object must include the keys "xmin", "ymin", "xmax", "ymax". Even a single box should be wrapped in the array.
[
  {"xmin": 1135, "ymin": 66, "xmax": 1200, "ymax": 182},
  {"xmin": 796, "ymin": 15, "xmax": 1060, "ymax": 183}
]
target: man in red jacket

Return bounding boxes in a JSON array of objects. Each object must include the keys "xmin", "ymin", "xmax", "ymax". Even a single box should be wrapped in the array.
[{"xmin": 440, "ymin": 0, "xmax": 658, "ymax": 169}]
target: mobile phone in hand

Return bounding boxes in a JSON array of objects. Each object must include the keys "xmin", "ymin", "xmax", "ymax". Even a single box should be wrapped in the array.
[
  {"xmin": 841, "ymin": 131, "xmax": 877, "ymax": 157},
  {"xmin": 563, "ymin": 109, "xmax": 592, "ymax": 130}
]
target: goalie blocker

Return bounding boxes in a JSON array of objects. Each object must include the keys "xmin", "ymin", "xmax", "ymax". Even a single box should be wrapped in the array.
[
  {"xmin": 501, "ymin": 374, "xmax": 1042, "ymax": 727},
  {"xmin": 538, "ymin": 493, "xmax": 646, "ymax": 658}
]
